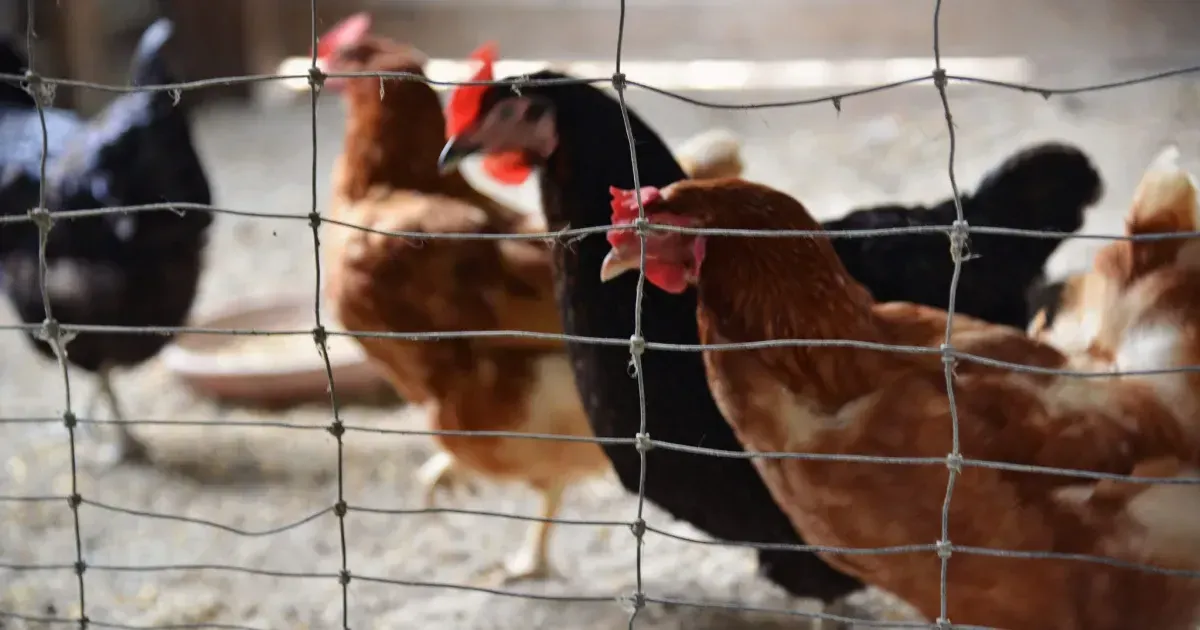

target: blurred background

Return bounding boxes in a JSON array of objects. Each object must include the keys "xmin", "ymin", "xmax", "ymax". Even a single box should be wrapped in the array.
[{"xmin": 2, "ymin": 0, "xmax": 1200, "ymax": 628}]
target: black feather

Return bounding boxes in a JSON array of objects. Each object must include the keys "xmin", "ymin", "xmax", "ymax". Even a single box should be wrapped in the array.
[{"xmin": 825, "ymin": 141, "xmax": 1102, "ymax": 329}]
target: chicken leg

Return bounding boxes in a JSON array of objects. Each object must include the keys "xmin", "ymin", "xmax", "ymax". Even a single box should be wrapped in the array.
[
  {"xmin": 471, "ymin": 480, "xmax": 565, "ymax": 585},
  {"xmin": 415, "ymin": 451, "xmax": 477, "ymax": 508},
  {"xmin": 89, "ymin": 365, "xmax": 150, "ymax": 466}
]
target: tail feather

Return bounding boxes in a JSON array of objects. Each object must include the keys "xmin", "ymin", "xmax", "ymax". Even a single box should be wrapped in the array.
[
  {"xmin": 952, "ymin": 141, "xmax": 1103, "ymax": 292},
  {"xmin": 129, "ymin": 18, "xmax": 175, "ymax": 87},
  {"xmin": 968, "ymin": 141, "xmax": 1103, "ymax": 234},
  {"xmin": 1125, "ymin": 145, "xmax": 1200, "ymax": 276},
  {"xmin": 675, "ymin": 128, "xmax": 744, "ymax": 181}
]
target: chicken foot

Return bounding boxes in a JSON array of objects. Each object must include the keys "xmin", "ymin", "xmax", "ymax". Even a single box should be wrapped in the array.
[
  {"xmin": 84, "ymin": 366, "xmax": 151, "ymax": 467},
  {"xmin": 415, "ymin": 451, "xmax": 478, "ymax": 507},
  {"xmin": 470, "ymin": 481, "xmax": 565, "ymax": 586}
]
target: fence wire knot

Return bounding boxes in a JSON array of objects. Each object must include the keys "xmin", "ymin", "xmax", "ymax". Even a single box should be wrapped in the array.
[
  {"xmin": 948, "ymin": 219, "xmax": 970, "ymax": 263},
  {"xmin": 634, "ymin": 432, "xmax": 653, "ymax": 453},
  {"xmin": 945, "ymin": 452, "xmax": 963, "ymax": 474},
  {"xmin": 28, "ymin": 206, "xmax": 53, "ymax": 232},
  {"xmin": 628, "ymin": 334, "xmax": 646, "ymax": 357},
  {"xmin": 61, "ymin": 410, "xmax": 77, "ymax": 430},
  {"xmin": 932, "ymin": 67, "xmax": 948, "ymax": 90},
  {"xmin": 630, "ymin": 517, "xmax": 646, "ymax": 540},
  {"xmin": 36, "ymin": 318, "xmax": 64, "ymax": 345},
  {"xmin": 935, "ymin": 539, "xmax": 953, "ymax": 560},
  {"xmin": 307, "ymin": 66, "xmax": 326, "ymax": 91},
  {"xmin": 611, "ymin": 72, "xmax": 628, "ymax": 92},
  {"xmin": 23, "ymin": 69, "xmax": 55, "ymax": 106}
]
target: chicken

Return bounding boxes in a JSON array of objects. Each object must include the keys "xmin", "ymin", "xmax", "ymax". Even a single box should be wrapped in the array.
[
  {"xmin": 311, "ymin": 15, "xmax": 743, "ymax": 584},
  {"xmin": 598, "ymin": 172, "xmax": 1200, "ymax": 629},
  {"xmin": 435, "ymin": 43, "xmax": 1100, "ymax": 601},
  {"xmin": 0, "ymin": 18, "xmax": 213, "ymax": 467}
]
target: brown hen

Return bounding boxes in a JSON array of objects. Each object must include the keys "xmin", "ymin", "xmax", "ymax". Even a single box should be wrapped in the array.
[
  {"xmin": 598, "ymin": 173, "xmax": 1200, "ymax": 629},
  {"xmin": 314, "ymin": 13, "xmax": 743, "ymax": 584},
  {"xmin": 316, "ymin": 14, "xmax": 603, "ymax": 584}
]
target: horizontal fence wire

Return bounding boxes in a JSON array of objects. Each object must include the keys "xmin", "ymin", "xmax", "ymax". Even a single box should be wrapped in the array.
[{"xmin": 0, "ymin": 0, "xmax": 1199, "ymax": 628}]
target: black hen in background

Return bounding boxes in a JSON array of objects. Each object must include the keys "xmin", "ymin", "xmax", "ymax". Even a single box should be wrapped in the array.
[
  {"xmin": 0, "ymin": 18, "xmax": 213, "ymax": 466},
  {"xmin": 824, "ymin": 141, "xmax": 1102, "ymax": 329},
  {"xmin": 438, "ymin": 71, "xmax": 1101, "ymax": 603}
]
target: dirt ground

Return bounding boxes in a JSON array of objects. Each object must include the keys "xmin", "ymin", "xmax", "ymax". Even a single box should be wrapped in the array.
[{"xmin": 3, "ymin": 36, "xmax": 1200, "ymax": 630}]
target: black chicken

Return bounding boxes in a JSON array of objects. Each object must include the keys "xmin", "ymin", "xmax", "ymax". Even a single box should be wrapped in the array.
[
  {"xmin": 0, "ymin": 18, "xmax": 213, "ymax": 466},
  {"xmin": 437, "ymin": 69, "xmax": 1100, "ymax": 602}
]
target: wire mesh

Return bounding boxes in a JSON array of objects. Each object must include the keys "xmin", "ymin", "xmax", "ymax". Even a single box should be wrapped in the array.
[{"xmin": 1, "ymin": 0, "xmax": 1200, "ymax": 629}]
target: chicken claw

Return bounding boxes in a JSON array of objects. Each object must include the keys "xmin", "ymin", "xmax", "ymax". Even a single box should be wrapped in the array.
[
  {"xmin": 468, "ymin": 481, "xmax": 566, "ymax": 587},
  {"xmin": 469, "ymin": 548, "xmax": 560, "ymax": 588},
  {"xmin": 415, "ymin": 451, "xmax": 476, "ymax": 507}
]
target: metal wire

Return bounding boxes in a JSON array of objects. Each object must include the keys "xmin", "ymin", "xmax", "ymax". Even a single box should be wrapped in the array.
[
  {"xmin": 304, "ymin": 2, "xmax": 352, "ymax": 628},
  {"xmin": 2, "ymin": 2, "xmax": 1200, "ymax": 630},
  {"xmin": 20, "ymin": 4, "xmax": 88, "ymax": 630}
]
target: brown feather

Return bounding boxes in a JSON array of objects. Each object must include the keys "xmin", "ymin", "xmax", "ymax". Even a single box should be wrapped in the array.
[{"xmin": 645, "ymin": 176, "xmax": 1200, "ymax": 629}]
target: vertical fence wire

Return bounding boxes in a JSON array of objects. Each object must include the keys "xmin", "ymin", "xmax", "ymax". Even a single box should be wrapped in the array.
[
  {"xmin": 4, "ymin": 2, "xmax": 1200, "ymax": 630},
  {"xmin": 22, "ymin": 1, "xmax": 89, "ymax": 628},
  {"xmin": 611, "ymin": 0, "xmax": 651, "ymax": 626},
  {"xmin": 305, "ymin": 1, "xmax": 353, "ymax": 629},
  {"xmin": 930, "ymin": 0, "xmax": 965, "ymax": 626}
]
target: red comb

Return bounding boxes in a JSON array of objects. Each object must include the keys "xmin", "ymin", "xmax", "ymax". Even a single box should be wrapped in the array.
[
  {"xmin": 609, "ymin": 186, "xmax": 661, "ymax": 223},
  {"xmin": 315, "ymin": 12, "xmax": 372, "ymax": 60},
  {"xmin": 445, "ymin": 42, "xmax": 497, "ymax": 138}
]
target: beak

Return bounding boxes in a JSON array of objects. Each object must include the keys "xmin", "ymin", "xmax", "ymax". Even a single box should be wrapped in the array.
[
  {"xmin": 438, "ymin": 135, "xmax": 478, "ymax": 174},
  {"xmin": 599, "ymin": 247, "xmax": 642, "ymax": 283}
]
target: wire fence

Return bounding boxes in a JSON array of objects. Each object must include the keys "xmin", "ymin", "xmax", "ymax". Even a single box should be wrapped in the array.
[{"xmin": 2, "ymin": 0, "xmax": 1200, "ymax": 628}]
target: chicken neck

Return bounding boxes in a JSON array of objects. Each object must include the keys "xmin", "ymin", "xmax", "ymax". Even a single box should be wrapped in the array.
[
  {"xmin": 338, "ymin": 76, "xmax": 478, "ymax": 201},
  {"xmin": 694, "ymin": 214, "xmax": 923, "ymax": 410}
]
